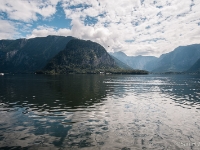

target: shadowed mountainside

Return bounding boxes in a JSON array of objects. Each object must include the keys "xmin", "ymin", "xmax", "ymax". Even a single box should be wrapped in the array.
[
  {"xmin": 0, "ymin": 36, "xmax": 75, "ymax": 73},
  {"xmin": 187, "ymin": 58, "xmax": 200, "ymax": 73}
]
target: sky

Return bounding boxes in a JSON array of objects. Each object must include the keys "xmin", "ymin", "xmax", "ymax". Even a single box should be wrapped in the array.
[{"xmin": 0, "ymin": 0, "xmax": 200, "ymax": 57}]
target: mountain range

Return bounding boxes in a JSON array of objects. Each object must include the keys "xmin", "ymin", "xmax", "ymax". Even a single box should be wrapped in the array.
[
  {"xmin": 110, "ymin": 44, "xmax": 200, "ymax": 73},
  {"xmin": 0, "ymin": 36, "xmax": 147, "ymax": 74},
  {"xmin": 0, "ymin": 35, "xmax": 199, "ymax": 74}
]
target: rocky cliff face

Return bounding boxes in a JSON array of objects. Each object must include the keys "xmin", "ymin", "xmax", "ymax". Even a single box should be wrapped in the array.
[
  {"xmin": 0, "ymin": 36, "xmax": 74, "ymax": 73},
  {"xmin": 42, "ymin": 39, "xmax": 119, "ymax": 74}
]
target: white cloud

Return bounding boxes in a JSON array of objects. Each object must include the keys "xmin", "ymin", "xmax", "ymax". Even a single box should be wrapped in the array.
[
  {"xmin": 1, "ymin": 0, "xmax": 200, "ymax": 56},
  {"xmin": 0, "ymin": 20, "xmax": 18, "ymax": 39},
  {"xmin": 0, "ymin": 0, "xmax": 59, "ymax": 22},
  {"xmin": 27, "ymin": 26, "xmax": 57, "ymax": 38},
  {"xmin": 57, "ymin": 0, "xmax": 200, "ymax": 56}
]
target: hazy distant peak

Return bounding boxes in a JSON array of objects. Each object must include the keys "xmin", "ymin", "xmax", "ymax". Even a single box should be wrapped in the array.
[
  {"xmin": 110, "ymin": 51, "xmax": 127, "ymax": 57},
  {"xmin": 116, "ymin": 51, "xmax": 127, "ymax": 56}
]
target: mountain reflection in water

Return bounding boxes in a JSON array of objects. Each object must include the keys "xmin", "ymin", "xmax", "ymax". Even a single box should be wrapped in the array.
[{"xmin": 0, "ymin": 74, "xmax": 200, "ymax": 150}]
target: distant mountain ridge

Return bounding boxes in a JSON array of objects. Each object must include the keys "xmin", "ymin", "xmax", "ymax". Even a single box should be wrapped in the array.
[
  {"xmin": 110, "ymin": 51, "xmax": 158, "ymax": 71},
  {"xmin": 110, "ymin": 55, "xmax": 133, "ymax": 70},
  {"xmin": 149, "ymin": 44, "xmax": 200, "ymax": 72},
  {"xmin": 111, "ymin": 44, "xmax": 200, "ymax": 73},
  {"xmin": 0, "ymin": 35, "xmax": 74, "ymax": 73}
]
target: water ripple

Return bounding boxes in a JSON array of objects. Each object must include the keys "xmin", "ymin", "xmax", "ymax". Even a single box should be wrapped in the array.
[{"xmin": 0, "ymin": 74, "xmax": 200, "ymax": 149}]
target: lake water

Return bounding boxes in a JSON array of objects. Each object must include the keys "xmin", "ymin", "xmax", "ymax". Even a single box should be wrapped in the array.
[{"xmin": 0, "ymin": 74, "xmax": 200, "ymax": 150}]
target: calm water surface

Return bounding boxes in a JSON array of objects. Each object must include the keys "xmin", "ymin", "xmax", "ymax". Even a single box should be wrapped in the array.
[{"xmin": 0, "ymin": 74, "xmax": 200, "ymax": 150}]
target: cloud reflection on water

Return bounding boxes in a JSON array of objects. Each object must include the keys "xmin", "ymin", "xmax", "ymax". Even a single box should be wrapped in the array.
[{"xmin": 0, "ymin": 74, "xmax": 200, "ymax": 149}]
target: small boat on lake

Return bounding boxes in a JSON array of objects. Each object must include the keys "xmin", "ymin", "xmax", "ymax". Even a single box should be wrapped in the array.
[{"xmin": 0, "ymin": 73, "xmax": 4, "ymax": 75}]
